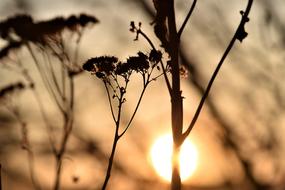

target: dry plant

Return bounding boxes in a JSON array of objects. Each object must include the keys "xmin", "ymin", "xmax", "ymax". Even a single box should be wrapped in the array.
[
  {"xmin": 82, "ymin": 0, "xmax": 253, "ymax": 189},
  {"xmin": 0, "ymin": 0, "xmax": 254, "ymax": 189},
  {"xmin": 149, "ymin": 0, "xmax": 253, "ymax": 189},
  {"xmin": 0, "ymin": 14, "xmax": 98, "ymax": 190},
  {"xmin": 82, "ymin": 24, "xmax": 166, "ymax": 189}
]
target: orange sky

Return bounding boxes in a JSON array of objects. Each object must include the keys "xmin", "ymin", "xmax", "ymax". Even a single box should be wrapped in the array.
[{"xmin": 1, "ymin": 1, "xmax": 285, "ymax": 189}]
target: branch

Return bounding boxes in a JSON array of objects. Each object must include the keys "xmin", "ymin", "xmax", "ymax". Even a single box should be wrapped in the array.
[
  {"xmin": 118, "ymin": 80, "xmax": 148, "ymax": 138},
  {"xmin": 26, "ymin": 43, "xmax": 66, "ymax": 115},
  {"xmin": 177, "ymin": 0, "xmax": 197, "ymax": 38},
  {"xmin": 182, "ymin": 0, "xmax": 253, "ymax": 142},
  {"xmin": 137, "ymin": 29, "xmax": 172, "ymax": 95},
  {"xmin": 104, "ymin": 82, "xmax": 116, "ymax": 122},
  {"xmin": 0, "ymin": 164, "xmax": 2, "ymax": 190}
]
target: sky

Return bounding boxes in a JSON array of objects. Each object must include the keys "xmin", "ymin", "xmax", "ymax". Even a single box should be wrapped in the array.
[{"xmin": 1, "ymin": 0, "xmax": 285, "ymax": 190}]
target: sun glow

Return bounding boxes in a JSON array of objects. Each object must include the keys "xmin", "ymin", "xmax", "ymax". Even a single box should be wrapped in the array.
[{"xmin": 150, "ymin": 134, "xmax": 198, "ymax": 182}]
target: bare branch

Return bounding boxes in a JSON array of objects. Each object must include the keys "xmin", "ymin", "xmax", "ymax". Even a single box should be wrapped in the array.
[
  {"xmin": 177, "ymin": 0, "xmax": 197, "ymax": 38},
  {"xmin": 182, "ymin": 0, "xmax": 254, "ymax": 142}
]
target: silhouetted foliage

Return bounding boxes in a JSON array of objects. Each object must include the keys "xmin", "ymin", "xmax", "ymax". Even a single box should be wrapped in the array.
[
  {"xmin": 83, "ymin": 56, "xmax": 118, "ymax": 74},
  {"xmin": 0, "ymin": 41, "xmax": 23, "ymax": 60},
  {"xmin": 0, "ymin": 14, "xmax": 98, "ymax": 45},
  {"xmin": 0, "ymin": 12, "xmax": 99, "ymax": 190},
  {"xmin": 83, "ymin": 50, "xmax": 162, "ymax": 78},
  {"xmin": 0, "ymin": 0, "xmax": 265, "ymax": 189},
  {"xmin": 0, "ymin": 82, "xmax": 25, "ymax": 98}
]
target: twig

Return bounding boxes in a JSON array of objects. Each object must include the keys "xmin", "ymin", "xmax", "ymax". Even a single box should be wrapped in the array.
[
  {"xmin": 104, "ymin": 82, "xmax": 116, "ymax": 122},
  {"xmin": 118, "ymin": 81, "xmax": 148, "ymax": 138},
  {"xmin": 10, "ymin": 108, "xmax": 42, "ymax": 190},
  {"xmin": 0, "ymin": 164, "xmax": 2, "ymax": 190},
  {"xmin": 53, "ymin": 77, "xmax": 75, "ymax": 190},
  {"xmin": 26, "ymin": 43, "xmax": 66, "ymax": 114},
  {"xmin": 101, "ymin": 85, "xmax": 125, "ymax": 190},
  {"xmin": 11, "ymin": 56, "xmax": 58, "ymax": 154},
  {"xmin": 137, "ymin": 29, "xmax": 172, "ymax": 95},
  {"xmin": 177, "ymin": 0, "xmax": 197, "ymax": 38},
  {"xmin": 182, "ymin": 0, "xmax": 253, "ymax": 142}
]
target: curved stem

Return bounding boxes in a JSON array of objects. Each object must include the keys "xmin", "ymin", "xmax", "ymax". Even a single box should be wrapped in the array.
[
  {"xmin": 53, "ymin": 76, "xmax": 75, "ymax": 190},
  {"xmin": 182, "ymin": 0, "xmax": 253, "ymax": 142},
  {"xmin": 44, "ymin": 51, "xmax": 63, "ymax": 99},
  {"xmin": 26, "ymin": 43, "xmax": 65, "ymax": 114},
  {"xmin": 104, "ymin": 82, "xmax": 116, "ymax": 122},
  {"xmin": 138, "ymin": 29, "xmax": 172, "ymax": 95},
  {"xmin": 101, "ymin": 89, "xmax": 124, "ymax": 190},
  {"xmin": 0, "ymin": 164, "xmax": 2, "ymax": 190},
  {"xmin": 118, "ymin": 81, "xmax": 148, "ymax": 138},
  {"xmin": 177, "ymin": 0, "xmax": 197, "ymax": 38},
  {"xmin": 15, "ymin": 56, "xmax": 57, "ymax": 155},
  {"xmin": 11, "ymin": 109, "xmax": 42, "ymax": 190},
  {"xmin": 27, "ymin": 148, "xmax": 42, "ymax": 190},
  {"xmin": 101, "ymin": 131, "xmax": 119, "ymax": 190},
  {"xmin": 53, "ymin": 114, "xmax": 73, "ymax": 190}
]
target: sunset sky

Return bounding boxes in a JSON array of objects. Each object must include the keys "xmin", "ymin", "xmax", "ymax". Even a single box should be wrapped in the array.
[{"xmin": 1, "ymin": 0, "xmax": 285, "ymax": 190}]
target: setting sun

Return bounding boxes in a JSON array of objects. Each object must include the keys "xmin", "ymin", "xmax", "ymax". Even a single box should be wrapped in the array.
[{"xmin": 150, "ymin": 134, "xmax": 198, "ymax": 182}]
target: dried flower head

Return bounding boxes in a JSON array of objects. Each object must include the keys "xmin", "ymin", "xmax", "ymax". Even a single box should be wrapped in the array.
[
  {"xmin": 0, "ymin": 13, "xmax": 99, "ymax": 45},
  {"xmin": 79, "ymin": 14, "xmax": 99, "ymax": 27},
  {"xmin": 0, "ymin": 41, "xmax": 23, "ymax": 60},
  {"xmin": 115, "ymin": 61, "xmax": 131, "ymax": 76},
  {"xmin": 0, "ymin": 14, "xmax": 33, "ymax": 41},
  {"xmin": 82, "ymin": 56, "xmax": 118, "ymax": 78},
  {"xmin": 149, "ymin": 49, "xmax": 162, "ymax": 64},
  {"xmin": 126, "ymin": 52, "xmax": 149, "ymax": 72},
  {"xmin": 0, "ymin": 82, "xmax": 25, "ymax": 98}
]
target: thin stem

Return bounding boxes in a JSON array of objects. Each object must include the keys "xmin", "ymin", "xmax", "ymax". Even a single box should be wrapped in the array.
[
  {"xmin": 54, "ymin": 158, "xmax": 62, "ymax": 190},
  {"xmin": 26, "ymin": 43, "xmax": 66, "ymax": 114},
  {"xmin": 118, "ymin": 81, "xmax": 148, "ymax": 138},
  {"xmin": 0, "ymin": 164, "xmax": 2, "ymax": 190},
  {"xmin": 53, "ymin": 76, "xmax": 75, "ymax": 190},
  {"xmin": 104, "ymin": 82, "xmax": 116, "ymax": 122},
  {"xmin": 11, "ymin": 109, "xmax": 42, "ymax": 190},
  {"xmin": 138, "ymin": 29, "xmax": 172, "ymax": 94},
  {"xmin": 32, "ymin": 88, "xmax": 57, "ymax": 155},
  {"xmin": 53, "ymin": 114, "xmax": 72, "ymax": 190},
  {"xmin": 182, "ymin": 0, "xmax": 253, "ymax": 142},
  {"xmin": 101, "ymin": 88, "xmax": 124, "ymax": 190},
  {"xmin": 177, "ymin": 0, "xmax": 197, "ymax": 38},
  {"xmin": 113, "ymin": 74, "xmax": 123, "ymax": 91},
  {"xmin": 138, "ymin": 29, "xmax": 156, "ymax": 50},
  {"xmin": 27, "ymin": 149, "xmax": 42, "ymax": 190},
  {"xmin": 17, "ymin": 56, "xmax": 57, "ymax": 153},
  {"xmin": 44, "ymin": 51, "xmax": 63, "ymax": 99},
  {"xmin": 60, "ymin": 57, "xmax": 67, "ymax": 103},
  {"xmin": 101, "ymin": 131, "xmax": 119, "ymax": 190},
  {"xmin": 73, "ymin": 30, "xmax": 84, "ymax": 65},
  {"xmin": 150, "ymin": 72, "xmax": 165, "ymax": 82},
  {"xmin": 13, "ymin": 55, "xmax": 57, "ymax": 155},
  {"xmin": 69, "ymin": 75, "xmax": 75, "ymax": 111}
]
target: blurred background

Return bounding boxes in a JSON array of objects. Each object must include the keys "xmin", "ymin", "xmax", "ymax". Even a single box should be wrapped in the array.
[{"xmin": 0, "ymin": 0, "xmax": 285, "ymax": 190}]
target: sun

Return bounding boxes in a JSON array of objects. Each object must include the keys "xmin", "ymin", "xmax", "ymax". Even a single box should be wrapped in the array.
[{"xmin": 149, "ymin": 134, "xmax": 198, "ymax": 182}]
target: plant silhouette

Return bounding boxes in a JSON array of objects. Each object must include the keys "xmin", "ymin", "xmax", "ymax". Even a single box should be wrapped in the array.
[
  {"xmin": 0, "ymin": 0, "xmax": 256, "ymax": 190},
  {"xmin": 0, "ymin": 13, "xmax": 98, "ymax": 190},
  {"xmin": 82, "ymin": 31, "xmax": 166, "ymax": 189}
]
